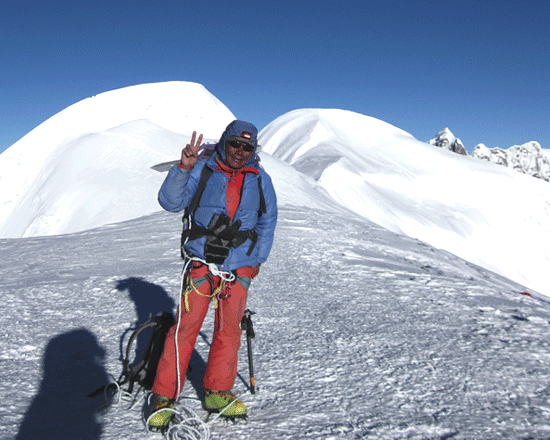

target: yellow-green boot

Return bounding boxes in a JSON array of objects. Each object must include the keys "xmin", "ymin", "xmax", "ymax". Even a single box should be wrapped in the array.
[
  {"xmin": 204, "ymin": 389, "xmax": 247, "ymax": 418},
  {"xmin": 147, "ymin": 394, "xmax": 175, "ymax": 431}
]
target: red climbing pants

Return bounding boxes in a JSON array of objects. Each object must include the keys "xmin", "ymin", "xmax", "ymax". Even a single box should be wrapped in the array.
[{"xmin": 151, "ymin": 263, "xmax": 254, "ymax": 399}]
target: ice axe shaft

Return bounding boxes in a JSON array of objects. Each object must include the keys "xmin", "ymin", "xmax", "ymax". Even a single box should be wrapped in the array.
[{"xmin": 241, "ymin": 309, "xmax": 256, "ymax": 394}]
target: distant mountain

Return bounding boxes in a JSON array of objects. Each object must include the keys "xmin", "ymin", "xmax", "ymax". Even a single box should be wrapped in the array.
[
  {"xmin": 429, "ymin": 128, "xmax": 549, "ymax": 182},
  {"xmin": 472, "ymin": 141, "xmax": 550, "ymax": 182}
]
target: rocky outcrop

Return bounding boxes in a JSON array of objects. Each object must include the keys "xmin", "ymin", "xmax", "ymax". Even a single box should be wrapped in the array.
[{"xmin": 472, "ymin": 141, "xmax": 550, "ymax": 182}]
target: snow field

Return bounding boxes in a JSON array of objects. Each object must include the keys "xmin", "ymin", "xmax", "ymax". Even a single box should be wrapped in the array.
[{"xmin": 3, "ymin": 206, "xmax": 550, "ymax": 439}]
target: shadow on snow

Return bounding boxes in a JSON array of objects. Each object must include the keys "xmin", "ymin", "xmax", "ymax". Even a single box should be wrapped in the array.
[{"xmin": 16, "ymin": 329, "xmax": 108, "ymax": 440}]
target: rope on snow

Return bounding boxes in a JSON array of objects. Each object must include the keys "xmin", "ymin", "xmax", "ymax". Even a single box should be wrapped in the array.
[{"xmin": 143, "ymin": 393, "xmax": 241, "ymax": 440}]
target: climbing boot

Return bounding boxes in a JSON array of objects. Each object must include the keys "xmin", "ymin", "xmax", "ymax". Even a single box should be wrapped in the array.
[
  {"xmin": 204, "ymin": 389, "xmax": 247, "ymax": 418},
  {"xmin": 147, "ymin": 394, "xmax": 175, "ymax": 431}
]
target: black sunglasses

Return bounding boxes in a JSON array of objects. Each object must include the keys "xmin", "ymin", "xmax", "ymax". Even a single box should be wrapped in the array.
[{"xmin": 226, "ymin": 140, "xmax": 254, "ymax": 152}]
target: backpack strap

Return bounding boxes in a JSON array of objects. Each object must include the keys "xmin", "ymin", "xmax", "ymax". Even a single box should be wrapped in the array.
[
  {"xmin": 181, "ymin": 164, "xmax": 213, "ymax": 258},
  {"xmin": 188, "ymin": 164, "xmax": 213, "ymax": 215},
  {"xmin": 257, "ymin": 175, "xmax": 267, "ymax": 216}
]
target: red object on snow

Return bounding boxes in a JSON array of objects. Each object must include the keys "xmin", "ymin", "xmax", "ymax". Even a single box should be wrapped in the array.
[{"xmin": 520, "ymin": 292, "xmax": 532, "ymax": 297}]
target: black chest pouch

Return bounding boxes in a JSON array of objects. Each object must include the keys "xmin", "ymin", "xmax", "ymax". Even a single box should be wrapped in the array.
[{"xmin": 203, "ymin": 214, "xmax": 238, "ymax": 264}]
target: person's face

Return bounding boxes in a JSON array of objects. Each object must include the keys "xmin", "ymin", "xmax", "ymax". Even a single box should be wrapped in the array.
[{"xmin": 224, "ymin": 140, "xmax": 254, "ymax": 169}]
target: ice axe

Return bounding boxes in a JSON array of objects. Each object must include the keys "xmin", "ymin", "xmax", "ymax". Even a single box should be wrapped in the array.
[{"xmin": 241, "ymin": 309, "xmax": 256, "ymax": 394}]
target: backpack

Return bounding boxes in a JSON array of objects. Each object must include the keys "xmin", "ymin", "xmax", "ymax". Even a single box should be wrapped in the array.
[{"xmin": 88, "ymin": 311, "xmax": 174, "ymax": 397}]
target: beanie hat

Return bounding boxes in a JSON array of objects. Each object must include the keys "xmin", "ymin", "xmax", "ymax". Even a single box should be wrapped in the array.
[{"xmin": 219, "ymin": 120, "xmax": 258, "ymax": 149}]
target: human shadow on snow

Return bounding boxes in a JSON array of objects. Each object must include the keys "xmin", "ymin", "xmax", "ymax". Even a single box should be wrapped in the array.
[{"xmin": 16, "ymin": 329, "xmax": 108, "ymax": 440}]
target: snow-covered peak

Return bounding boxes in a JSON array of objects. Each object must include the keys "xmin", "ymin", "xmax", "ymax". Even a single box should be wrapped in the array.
[
  {"xmin": 0, "ymin": 82, "xmax": 236, "ymax": 238},
  {"xmin": 428, "ymin": 127, "xmax": 467, "ymax": 155},
  {"xmin": 428, "ymin": 129, "xmax": 550, "ymax": 183}
]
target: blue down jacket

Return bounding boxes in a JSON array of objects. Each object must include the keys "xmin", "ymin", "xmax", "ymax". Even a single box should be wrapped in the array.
[{"xmin": 158, "ymin": 137, "xmax": 277, "ymax": 272}]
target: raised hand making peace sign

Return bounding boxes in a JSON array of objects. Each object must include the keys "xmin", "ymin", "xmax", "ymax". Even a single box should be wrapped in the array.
[{"xmin": 179, "ymin": 131, "xmax": 203, "ymax": 170}]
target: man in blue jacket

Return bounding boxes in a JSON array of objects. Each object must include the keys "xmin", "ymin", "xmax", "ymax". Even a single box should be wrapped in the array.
[{"xmin": 148, "ymin": 120, "xmax": 277, "ymax": 430}]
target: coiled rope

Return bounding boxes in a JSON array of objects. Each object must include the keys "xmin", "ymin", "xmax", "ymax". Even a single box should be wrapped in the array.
[
  {"xmin": 105, "ymin": 377, "xmax": 241, "ymax": 440},
  {"xmin": 144, "ymin": 394, "xmax": 241, "ymax": 440},
  {"xmin": 98, "ymin": 378, "xmax": 149, "ymax": 411}
]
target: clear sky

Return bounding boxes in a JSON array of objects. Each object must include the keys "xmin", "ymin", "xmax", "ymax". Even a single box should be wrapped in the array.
[{"xmin": 1, "ymin": 0, "xmax": 548, "ymax": 154}]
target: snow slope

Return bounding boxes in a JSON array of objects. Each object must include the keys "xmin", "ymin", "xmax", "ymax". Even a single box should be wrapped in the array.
[{"xmin": 260, "ymin": 109, "xmax": 550, "ymax": 298}]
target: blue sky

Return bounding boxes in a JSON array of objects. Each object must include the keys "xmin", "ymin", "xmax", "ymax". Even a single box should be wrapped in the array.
[{"xmin": 1, "ymin": 0, "xmax": 548, "ymax": 154}]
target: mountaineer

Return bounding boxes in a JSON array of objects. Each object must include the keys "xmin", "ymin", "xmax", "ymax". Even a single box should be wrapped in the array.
[{"xmin": 148, "ymin": 120, "xmax": 277, "ymax": 430}]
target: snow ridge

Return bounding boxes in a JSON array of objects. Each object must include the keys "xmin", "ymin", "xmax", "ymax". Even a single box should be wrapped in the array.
[
  {"xmin": 0, "ymin": 82, "xmax": 235, "ymax": 238},
  {"xmin": 260, "ymin": 109, "xmax": 550, "ymax": 299}
]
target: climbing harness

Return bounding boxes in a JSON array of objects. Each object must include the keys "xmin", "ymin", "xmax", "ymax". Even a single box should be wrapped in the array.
[{"xmin": 182, "ymin": 275, "xmax": 225, "ymax": 313}]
